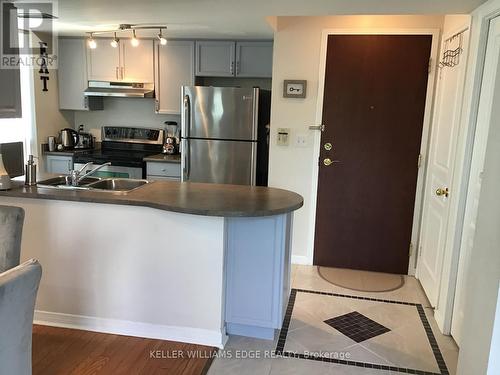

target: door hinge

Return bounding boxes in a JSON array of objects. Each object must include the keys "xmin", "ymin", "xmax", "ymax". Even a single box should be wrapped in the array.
[
  {"xmin": 409, "ymin": 243, "xmax": 414, "ymax": 257},
  {"xmin": 417, "ymin": 154, "xmax": 423, "ymax": 168}
]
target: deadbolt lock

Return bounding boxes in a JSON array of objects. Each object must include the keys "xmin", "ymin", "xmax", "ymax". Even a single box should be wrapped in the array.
[
  {"xmin": 436, "ymin": 187, "xmax": 449, "ymax": 198},
  {"xmin": 324, "ymin": 142, "xmax": 332, "ymax": 151}
]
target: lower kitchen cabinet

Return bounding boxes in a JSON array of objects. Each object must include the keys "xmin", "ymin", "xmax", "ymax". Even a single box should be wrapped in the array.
[
  {"xmin": 46, "ymin": 155, "xmax": 73, "ymax": 174},
  {"xmin": 225, "ymin": 213, "xmax": 292, "ymax": 339},
  {"xmin": 146, "ymin": 162, "xmax": 181, "ymax": 181}
]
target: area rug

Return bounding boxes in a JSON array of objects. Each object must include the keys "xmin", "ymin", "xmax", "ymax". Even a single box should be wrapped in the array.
[{"xmin": 317, "ymin": 266, "xmax": 405, "ymax": 292}]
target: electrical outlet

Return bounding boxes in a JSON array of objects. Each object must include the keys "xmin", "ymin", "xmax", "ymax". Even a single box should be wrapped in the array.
[
  {"xmin": 295, "ymin": 134, "xmax": 308, "ymax": 147},
  {"xmin": 277, "ymin": 128, "xmax": 290, "ymax": 146}
]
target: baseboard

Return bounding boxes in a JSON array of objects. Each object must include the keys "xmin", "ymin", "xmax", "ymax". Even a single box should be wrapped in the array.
[
  {"xmin": 34, "ymin": 310, "xmax": 226, "ymax": 348},
  {"xmin": 292, "ymin": 255, "xmax": 312, "ymax": 265}
]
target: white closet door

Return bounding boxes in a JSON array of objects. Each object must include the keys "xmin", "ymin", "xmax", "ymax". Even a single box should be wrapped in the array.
[{"xmin": 417, "ymin": 29, "xmax": 470, "ymax": 307}]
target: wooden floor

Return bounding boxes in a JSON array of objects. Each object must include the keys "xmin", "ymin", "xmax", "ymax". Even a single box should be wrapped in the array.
[{"xmin": 32, "ymin": 325, "xmax": 217, "ymax": 375}]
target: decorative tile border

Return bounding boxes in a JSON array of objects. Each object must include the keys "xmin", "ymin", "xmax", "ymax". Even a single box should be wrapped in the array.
[{"xmin": 275, "ymin": 288, "xmax": 450, "ymax": 375}]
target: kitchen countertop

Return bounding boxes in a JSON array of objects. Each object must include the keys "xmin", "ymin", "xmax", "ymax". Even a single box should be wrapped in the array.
[
  {"xmin": 0, "ymin": 179, "xmax": 303, "ymax": 217},
  {"xmin": 43, "ymin": 149, "xmax": 90, "ymax": 156},
  {"xmin": 143, "ymin": 153, "xmax": 181, "ymax": 163}
]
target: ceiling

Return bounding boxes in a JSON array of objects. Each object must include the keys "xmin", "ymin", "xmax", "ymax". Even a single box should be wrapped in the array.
[{"xmin": 51, "ymin": 0, "xmax": 486, "ymax": 39}]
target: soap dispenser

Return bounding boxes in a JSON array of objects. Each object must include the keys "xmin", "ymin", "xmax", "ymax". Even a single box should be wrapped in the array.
[{"xmin": 25, "ymin": 155, "xmax": 37, "ymax": 186}]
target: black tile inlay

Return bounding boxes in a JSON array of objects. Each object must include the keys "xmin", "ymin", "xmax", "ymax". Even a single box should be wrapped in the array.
[
  {"xmin": 324, "ymin": 311, "xmax": 390, "ymax": 343},
  {"xmin": 274, "ymin": 288, "xmax": 449, "ymax": 375}
]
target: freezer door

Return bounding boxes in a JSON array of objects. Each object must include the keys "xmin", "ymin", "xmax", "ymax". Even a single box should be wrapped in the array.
[
  {"xmin": 182, "ymin": 86, "xmax": 258, "ymax": 141},
  {"xmin": 182, "ymin": 138, "xmax": 256, "ymax": 185}
]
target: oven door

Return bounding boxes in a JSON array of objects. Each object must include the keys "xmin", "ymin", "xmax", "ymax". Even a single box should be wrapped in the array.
[{"xmin": 74, "ymin": 163, "xmax": 143, "ymax": 179}]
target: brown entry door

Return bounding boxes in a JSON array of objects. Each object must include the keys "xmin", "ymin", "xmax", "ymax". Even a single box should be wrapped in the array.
[{"xmin": 313, "ymin": 35, "xmax": 432, "ymax": 274}]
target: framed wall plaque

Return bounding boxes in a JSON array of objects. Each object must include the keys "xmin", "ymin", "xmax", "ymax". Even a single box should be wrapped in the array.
[{"xmin": 283, "ymin": 80, "xmax": 307, "ymax": 98}]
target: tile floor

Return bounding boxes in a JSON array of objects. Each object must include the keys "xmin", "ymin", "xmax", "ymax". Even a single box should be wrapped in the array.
[{"xmin": 207, "ymin": 265, "xmax": 459, "ymax": 375}]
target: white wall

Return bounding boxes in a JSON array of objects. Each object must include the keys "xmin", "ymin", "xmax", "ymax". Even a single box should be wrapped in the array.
[
  {"xmin": 487, "ymin": 283, "xmax": 500, "ymax": 374},
  {"xmin": 456, "ymin": 1, "xmax": 500, "ymax": 370},
  {"xmin": 268, "ymin": 15, "xmax": 445, "ymax": 263},
  {"xmin": 74, "ymin": 98, "xmax": 180, "ymax": 140}
]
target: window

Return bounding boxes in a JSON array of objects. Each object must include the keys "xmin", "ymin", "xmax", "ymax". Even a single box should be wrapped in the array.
[{"xmin": 0, "ymin": 59, "xmax": 35, "ymax": 159}]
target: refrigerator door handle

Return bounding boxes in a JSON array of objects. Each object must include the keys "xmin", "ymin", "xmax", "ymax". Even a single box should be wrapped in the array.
[
  {"xmin": 182, "ymin": 138, "xmax": 190, "ymax": 181},
  {"xmin": 250, "ymin": 141, "xmax": 257, "ymax": 186},
  {"xmin": 183, "ymin": 94, "xmax": 191, "ymax": 138}
]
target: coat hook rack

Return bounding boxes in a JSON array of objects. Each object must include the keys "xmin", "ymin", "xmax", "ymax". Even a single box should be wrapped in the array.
[{"xmin": 439, "ymin": 31, "xmax": 465, "ymax": 68}]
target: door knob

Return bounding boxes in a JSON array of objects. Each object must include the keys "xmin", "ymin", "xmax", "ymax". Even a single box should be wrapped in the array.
[
  {"xmin": 436, "ymin": 187, "xmax": 449, "ymax": 197},
  {"xmin": 324, "ymin": 142, "xmax": 332, "ymax": 151},
  {"xmin": 323, "ymin": 158, "xmax": 340, "ymax": 166}
]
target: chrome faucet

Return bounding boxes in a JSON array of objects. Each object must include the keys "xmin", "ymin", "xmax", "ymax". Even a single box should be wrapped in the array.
[{"xmin": 69, "ymin": 162, "xmax": 111, "ymax": 186}]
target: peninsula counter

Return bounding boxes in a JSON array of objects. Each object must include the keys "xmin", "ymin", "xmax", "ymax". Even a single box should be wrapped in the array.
[{"xmin": 0, "ymin": 180, "xmax": 303, "ymax": 348}]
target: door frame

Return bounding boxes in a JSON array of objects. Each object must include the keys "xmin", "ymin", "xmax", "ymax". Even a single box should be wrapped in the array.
[
  {"xmin": 308, "ymin": 28, "xmax": 440, "ymax": 275},
  {"xmin": 437, "ymin": 4, "xmax": 500, "ymax": 336}
]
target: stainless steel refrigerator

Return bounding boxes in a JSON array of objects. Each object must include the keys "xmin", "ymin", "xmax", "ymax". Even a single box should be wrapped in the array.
[{"xmin": 181, "ymin": 86, "xmax": 270, "ymax": 185}]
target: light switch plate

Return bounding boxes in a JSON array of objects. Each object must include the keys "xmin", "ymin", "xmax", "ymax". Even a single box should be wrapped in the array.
[{"xmin": 277, "ymin": 128, "xmax": 290, "ymax": 146}]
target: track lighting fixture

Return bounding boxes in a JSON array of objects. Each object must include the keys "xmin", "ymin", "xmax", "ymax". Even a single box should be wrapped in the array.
[{"xmin": 85, "ymin": 24, "xmax": 166, "ymax": 49}]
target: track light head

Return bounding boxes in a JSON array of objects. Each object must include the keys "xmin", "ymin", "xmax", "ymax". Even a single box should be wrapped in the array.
[
  {"xmin": 157, "ymin": 28, "xmax": 167, "ymax": 45},
  {"xmin": 131, "ymin": 29, "xmax": 139, "ymax": 47},
  {"xmin": 87, "ymin": 33, "xmax": 97, "ymax": 49},
  {"xmin": 110, "ymin": 32, "xmax": 119, "ymax": 48}
]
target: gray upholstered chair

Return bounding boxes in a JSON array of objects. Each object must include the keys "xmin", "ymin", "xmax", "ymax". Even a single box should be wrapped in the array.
[
  {"xmin": 0, "ymin": 205, "xmax": 25, "ymax": 273},
  {"xmin": 0, "ymin": 259, "xmax": 42, "ymax": 375}
]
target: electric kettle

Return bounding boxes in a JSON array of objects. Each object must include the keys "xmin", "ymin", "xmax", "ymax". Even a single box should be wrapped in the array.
[{"xmin": 60, "ymin": 128, "xmax": 79, "ymax": 149}]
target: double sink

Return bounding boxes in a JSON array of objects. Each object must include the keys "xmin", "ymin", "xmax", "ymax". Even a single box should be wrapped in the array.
[{"xmin": 37, "ymin": 176, "xmax": 149, "ymax": 194}]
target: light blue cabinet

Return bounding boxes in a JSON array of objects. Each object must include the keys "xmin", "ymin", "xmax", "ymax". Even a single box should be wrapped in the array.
[
  {"xmin": 58, "ymin": 38, "xmax": 103, "ymax": 111},
  {"xmin": 225, "ymin": 213, "xmax": 292, "ymax": 339},
  {"xmin": 195, "ymin": 41, "xmax": 236, "ymax": 77},
  {"xmin": 235, "ymin": 41, "xmax": 273, "ymax": 78},
  {"xmin": 195, "ymin": 41, "xmax": 273, "ymax": 78}
]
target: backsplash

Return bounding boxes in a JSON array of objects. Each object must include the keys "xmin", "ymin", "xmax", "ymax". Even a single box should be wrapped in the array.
[{"xmin": 72, "ymin": 97, "xmax": 180, "ymax": 140}]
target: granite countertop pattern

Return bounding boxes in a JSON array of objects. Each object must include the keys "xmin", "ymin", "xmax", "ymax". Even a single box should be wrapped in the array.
[
  {"xmin": 0, "ymin": 180, "xmax": 303, "ymax": 217},
  {"xmin": 143, "ymin": 154, "xmax": 181, "ymax": 163}
]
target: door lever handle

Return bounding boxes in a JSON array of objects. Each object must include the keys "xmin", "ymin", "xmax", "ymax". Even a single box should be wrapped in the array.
[{"xmin": 323, "ymin": 158, "xmax": 340, "ymax": 166}]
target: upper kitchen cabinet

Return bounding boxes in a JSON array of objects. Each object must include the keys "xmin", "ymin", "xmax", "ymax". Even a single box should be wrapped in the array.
[
  {"xmin": 195, "ymin": 40, "xmax": 273, "ymax": 78},
  {"xmin": 121, "ymin": 40, "xmax": 154, "ymax": 82},
  {"xmin": 235, "ymin": 41, "xmax": 273, "ymax": 78},
  {"xmin": 155, "ymin": 40, "xmax": 195, "ymax": 114},
  {"xmin": 58, "ymin": 38, "xmax": 103, "ymax": 111},
  {"xmin": 195, "ymin": 41, "xmax": 236, "ymax": 77},
  {"xmin": 87, "ymin": 38, "xmax": 121, "ymax": 81},
  {"xmin": 87, "ymin": 39, "xmax": 153, "ymax": 82}
]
